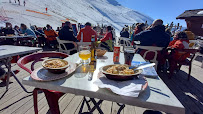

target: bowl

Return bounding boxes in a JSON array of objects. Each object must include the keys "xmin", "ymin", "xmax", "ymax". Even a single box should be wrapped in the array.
[
  {"xmin": 101, "ymin": 64, "xmax": 142, "ymax": 81},
  {"xmin": 96, "ymin": 49, "xmax": 107, "ymax": 57},
  {"xmin": 42, "ymin": 59, "xmax": 69, "ymax": 74}
]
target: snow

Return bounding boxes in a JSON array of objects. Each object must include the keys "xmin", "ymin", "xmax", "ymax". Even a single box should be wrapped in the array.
[
  {"xmin": 197, "ymin": 10, "xmax": 203, "ymax": 15},
  {"xmin": 0, "ymin": 0, "xmax": 153, "ymax": 35}
]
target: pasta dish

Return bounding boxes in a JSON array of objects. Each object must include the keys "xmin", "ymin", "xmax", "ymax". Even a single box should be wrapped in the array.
[
  {"xmin": 106, "ymin": 65, "xmax": 135, "ymax": 75},
  {"xmin": 44, "ymin": 59, "xmax": 68, "ymax": 68}
]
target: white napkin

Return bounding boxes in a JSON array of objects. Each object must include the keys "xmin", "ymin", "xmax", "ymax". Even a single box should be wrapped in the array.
[{"xmin": 94, "ymin": 75, "xmax": 146, "ymax": 97}]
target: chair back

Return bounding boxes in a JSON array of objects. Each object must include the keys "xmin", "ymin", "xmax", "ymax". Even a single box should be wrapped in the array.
[
  {"xmin": 136, "ymin": 45, "xmax": 164, "ymax": 70},
  {"xmin": 17, "ymin": 52, "xmax": 69, "ymax": 74},
  {"xmin": 56, "ymin": 37, "xmax": 77, "ymax": 54},
  {"xmin": 118, "ymin": 37, "xmax": 132, "ymax": 47},
  {"xmin": 175, "ymin": 48, "xmax": 199, "ymax": 62}
]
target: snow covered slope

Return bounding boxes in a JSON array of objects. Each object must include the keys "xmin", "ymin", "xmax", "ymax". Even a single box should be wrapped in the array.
[{"xmin": 0, "ymin": 0, "xmax": 153, "ymax": 33}]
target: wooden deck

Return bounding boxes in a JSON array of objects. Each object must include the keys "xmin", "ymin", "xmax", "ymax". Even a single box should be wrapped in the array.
[{"xmin": 0, "ymin": 54, "xmax": 203, "ymax": 114}]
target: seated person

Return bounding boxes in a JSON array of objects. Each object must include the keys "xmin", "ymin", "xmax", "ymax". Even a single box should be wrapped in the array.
[
  {"xmin": 58, "ymin": 21, "xmax": 78, "ymax": 54},
  {"xmin": 44, "ymin": 24, "xmax": 58, "ymax": 48},
  {"xmin": 1, "ymin": 22, "xmax": 15, "ymax": 45},
  {"xmin": 20, "ymin": 23, "xmax": 37, "ymax": 38},
  {"xmin": 133, "ymin": 19, "xmax": 170, "ymax": 69},
  {"xmin": 77, "ymin": 22, "xmax": 97, "ymax": 42},
  {"xmin": 100, "ymin": 26, "xmax": 113, "ymax": 52},
  {"xmin": 168, "ymin": 31, "xmax": 190, "ymax": 75},
  {"xmin": 133, "ymin": 19, "xmax": 170, "ymax": 47},
  {"xmin": 120, "ymin": 27, "xmax": 129, "ymax": 38},
  {"xmin": 131, "ymin": 23, "xmax": 145, "ymax": 45},
  {"xmin": 1, "ymin": 22, "xmax": 15, "ymax": 36},
  {"xmin": 20, "ymin": 23, "xmax": 37, "ymax": 46}
]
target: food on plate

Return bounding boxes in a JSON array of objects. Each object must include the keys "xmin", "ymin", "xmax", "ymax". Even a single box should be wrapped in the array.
[
  {"xmin": 96, "ymin": 49, "xmax": 107, "ymax": 56},
  {"xmin": 7, "ymin": 34, "xmax": 14, "ymax": 37},
  {"xmin": 106, "ymin": 65, "xmax": 135, "ymax": 75},
  {"xmin": 44, "ymin": 59, "xmax": 68, "ymax": 68}
]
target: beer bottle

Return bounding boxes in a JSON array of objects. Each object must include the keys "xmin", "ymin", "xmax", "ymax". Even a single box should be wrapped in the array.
[{"xmin": 90, "ymin": 35, "xmax": 96, "ymax": 64}]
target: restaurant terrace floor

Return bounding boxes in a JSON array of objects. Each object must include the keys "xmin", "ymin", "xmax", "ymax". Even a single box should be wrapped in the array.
[{"xmin": 0, "ymin": 52, "xmax": 203, "ymax": 114}]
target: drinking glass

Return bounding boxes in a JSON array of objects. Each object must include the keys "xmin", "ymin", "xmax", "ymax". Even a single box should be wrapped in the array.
[
  {"xmin": 124, "ymin": 48, "xmax": 135, "ymax": 66},
  {"xmin": 78, "ymin": 45, "xmax": 91, "ymax": 65}
]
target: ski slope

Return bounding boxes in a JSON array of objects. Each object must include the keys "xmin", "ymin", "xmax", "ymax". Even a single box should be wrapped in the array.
[{"xmin": 0, "ymin": 0, "xmax": 153, "ymax": 33}]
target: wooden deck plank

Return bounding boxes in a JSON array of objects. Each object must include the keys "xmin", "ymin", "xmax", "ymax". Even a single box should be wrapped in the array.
[
  {"xmin": 62, "ymin": 95, "xmax": 83, "ymax": 114},
  {"xmin": 159, "ymin": 73, "xmax": 194, "ymax": 114},
  {"xmin": 59, "ymin": 94, "xmax": 75, "ymax": 113},
  {"xmin": 124, "ymin": 105, "xmax": 136, "ymax": 114},
  {"xmin": 12, "ymin": 93, "xmax": 44, "ymax": 114},
  {"xmin": 111, "ymin": 102, "xmax": 124, "ymax": 114},
  {"xmin": 25, "ymin": 96, "xmax": 48, "ymax": 114},
  {"xmin": 100, "ymin": 101, "xmax": 112, "ymax": 114},
  {"xmin": 38, "ymin": 93, "xmax": 67, "ymax": 114},
  {"xmin": 74, "ymin": 97, "xmax": 92, "ymax": 114},
  {"xmin": 0, "ymin": 86, "xmax": 33, "ymax": 112},
  {"xmin": 175, "ymin": 72, "xmax": 203, "ymax": 112}
]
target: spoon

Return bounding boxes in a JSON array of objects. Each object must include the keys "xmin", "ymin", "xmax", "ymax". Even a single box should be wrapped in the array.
[{"xmin": 129, "ymin": 63, "xmax": 156, "ymax": 70}]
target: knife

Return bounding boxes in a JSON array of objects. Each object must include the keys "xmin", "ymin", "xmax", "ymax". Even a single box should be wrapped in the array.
[{"xmin": 88, "ymin": 61, "xmax": 96, "ymax": 81}]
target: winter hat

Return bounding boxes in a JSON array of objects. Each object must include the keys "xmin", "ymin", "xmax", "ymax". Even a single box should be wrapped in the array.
[
  {"xmin": 176, "ymin": 31, "xmax": 188, "ymax": 40},
  {"xmin": 85, "ymin": 22, "xmax": 91, "ymax": 26}
]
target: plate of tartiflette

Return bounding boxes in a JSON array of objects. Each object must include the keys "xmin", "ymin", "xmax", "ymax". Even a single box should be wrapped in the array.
[{"xmin": 100, "ymin": 64, "xmax": 142, "ymax": 81}]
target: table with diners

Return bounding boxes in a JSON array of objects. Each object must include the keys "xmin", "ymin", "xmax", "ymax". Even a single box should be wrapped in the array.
[
  {"xmin": 22, "ymin": 52, "xmax": 185, "ymax": 114},
  {"xmin": 0, "ymin": 35, "xmax": 35, "ymax": 46}
]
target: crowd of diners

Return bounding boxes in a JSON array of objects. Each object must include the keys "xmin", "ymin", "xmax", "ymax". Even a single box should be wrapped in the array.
[
  {"xmin": 0, "ymin": 19, "xmax": 196, "ymax": 75},
  {"xmin": 120, "ymin": 19, "xmax": 196, "ymax": 75}
]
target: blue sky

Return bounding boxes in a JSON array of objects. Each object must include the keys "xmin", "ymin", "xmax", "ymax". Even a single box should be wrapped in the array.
[{"xmin": 116, "ymin": 0, "xmax": 203, "ymax": 27}]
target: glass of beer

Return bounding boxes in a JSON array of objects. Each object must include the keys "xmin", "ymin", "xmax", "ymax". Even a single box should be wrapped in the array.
[{"xmin": 79, "ymin": 45, "xmax": 91, "ymax": 65}]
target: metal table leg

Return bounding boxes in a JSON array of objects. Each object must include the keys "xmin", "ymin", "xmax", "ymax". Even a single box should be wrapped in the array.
[
  {"xmin": 79, "ymin": 97, "xmax": 125, "ymax": 114},
  {"xmin": 5, "ymin": 57, "xmax": 11, "ymax": 90},
  {"xmin": 117, "ymin": 103, "xmax": 125, "ymax": 114},
  {"xmin": 4, "ymin": 57, "xmax": 32, "ymax": 93}
]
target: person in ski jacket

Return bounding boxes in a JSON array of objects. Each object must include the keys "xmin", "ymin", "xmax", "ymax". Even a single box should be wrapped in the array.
[{"xmin": 77, "ymin": 22, "xmax": 97, "ymax": 42}]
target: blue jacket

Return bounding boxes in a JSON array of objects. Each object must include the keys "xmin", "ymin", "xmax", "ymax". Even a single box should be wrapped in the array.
[
  {"xmin": 21, "ymin": 28, "xmax": 37, "ymax": 38},
  {"xmin": 133, "ymin": 25, "xmax": 170, "ymax": 47}
]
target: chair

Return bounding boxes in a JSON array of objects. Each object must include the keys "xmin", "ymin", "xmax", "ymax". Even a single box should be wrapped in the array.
[
  {"xmin": 56, "ymin": 37, "xmax": 77, "ymax": 55},
  {"xmin": 136, "ymin": 45, "xmax": 164, "ymax": 70},
  {"xmin": 17, "ymin": 52, "xmax": 69, "ymax": 114},
  {"xmin": 168, "ymin": 49, "xmax": 199, "ymax": 80},
  {"xmin": 118, "ymin": 37, "xmax": 133, "ymax": 52}
]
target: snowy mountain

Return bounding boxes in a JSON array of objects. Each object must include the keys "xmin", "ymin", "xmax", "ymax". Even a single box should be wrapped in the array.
[{"xmin": 0, "ymin": 0, "xmax": 153, "ymax": 34}]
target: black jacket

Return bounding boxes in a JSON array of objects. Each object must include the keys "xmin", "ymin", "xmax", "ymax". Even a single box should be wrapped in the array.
[
  {"xmin": 120, "ymin": 31, "xmax": 129, "ymax": 38},
  {"xmin": 59, "ymin": 26, "xmax": 78, "ymax": 42},
  {"xmin": 134, "ymin": 25, "xmax": 170, "ymax": 47},
  {"xmin": 2, "ymin": 28, "xmax": 15, "ymax": 35}
]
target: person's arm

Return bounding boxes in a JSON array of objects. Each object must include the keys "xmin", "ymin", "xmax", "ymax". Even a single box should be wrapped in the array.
[
  {"xmin": 77, "ymin": 31, "xmax": 81, "ymax": 41},
  {"xmin": 94, "ymin": 31, "xmax": 97, "ymax": 41},
  {"xmin": 100, "ymin": 32, "xmax": 110, "ymax": 42},
  {"xmin": 53, "ymin": 30, "xmax": 58, "ymax": 37}
]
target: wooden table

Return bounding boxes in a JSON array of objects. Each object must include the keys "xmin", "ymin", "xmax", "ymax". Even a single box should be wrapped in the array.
[
  {"xmin": 0, "ymin": 45, "xmax": 41, "ymax": 92},
  {"xmin": 22, "ymin": 52, "xmax": 185, "ymax": 114}
]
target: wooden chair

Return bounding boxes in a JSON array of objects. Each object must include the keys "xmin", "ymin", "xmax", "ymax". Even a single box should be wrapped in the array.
[
  {"xmin": 56, "ymin": 37, "xmax": 77, "ymax": 55},
  {"xmin": 17, "ymin": 52, "xmax": 69, "ymax": 114},
  {"xmin": 168, "ymin": 48, "xmax": 199, "ymax": 80},
  {"xmin": 136, "ymin": 45, "xmax": 164, "ymax": 70}
]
